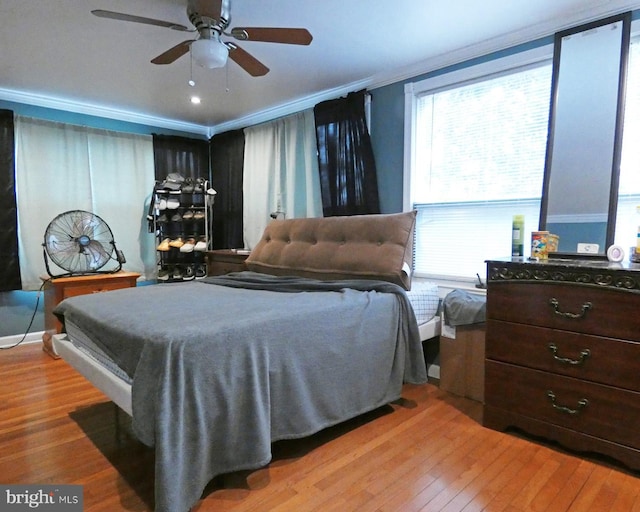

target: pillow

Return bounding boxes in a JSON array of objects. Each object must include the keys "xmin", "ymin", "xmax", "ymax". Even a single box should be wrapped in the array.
[{"xmin": 245, "ymin": 211, "xmax": 417, "ymax": 290}]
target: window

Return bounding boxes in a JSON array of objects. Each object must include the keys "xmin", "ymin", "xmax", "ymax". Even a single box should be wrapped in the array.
[{"xmin": 405, "ymin": 48, "xmax": 553, "ymax": 281}]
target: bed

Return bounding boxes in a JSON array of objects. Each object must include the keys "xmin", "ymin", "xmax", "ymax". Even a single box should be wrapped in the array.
[{"xmin": 52, "ymin": 211, "xmax": 437, "ymax": 512}]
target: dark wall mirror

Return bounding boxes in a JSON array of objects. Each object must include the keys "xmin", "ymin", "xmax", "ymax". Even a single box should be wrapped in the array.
[{"xmin": 539, "ymin": 12, "xmax": 631, "ymax": 257}]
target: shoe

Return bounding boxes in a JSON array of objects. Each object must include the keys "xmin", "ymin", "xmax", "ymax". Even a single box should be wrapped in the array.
[
  {"xmin": 172, "ymin": 267, "xmax": 184, "ymax": 281},
  {"xmin": 193, "ymin": 178, "xmax": 205, "ymax": 193},
  {"xmin": 156, "ymin": 213, "xmax": 168, "ymax": 223},
  {"xmin": 195, "ymin": 264, "xmax": 206, "ymax": 279},
  {"xmin": 170, "ymin": 212, "xmax": 182, "ymax": 223},
  {"xmin": 158, "ymin": 198, "xmax": 167, "ymax": 210},
  {"xmin": 194, "ymin": 238, "xmax": 207, "ymax": 252},
  {"xmin": 182, "ymin": 178, "xmax": 195, "ymax": 193},
  {"xmin": 157, "ymin": 238, "xmax": 170, "ymax": 251},
  {"xmin": 183, "ymin": 265, "xmax": 195, "ymax": 281},
  {"xmin": 157, "ymin": 267, "xmax": 170, "ymax": 281},
  {"xmin": 167, "ymin": 197, "xmax": 180, "ymax": 209},
  {"xmin": 180, "ymin": 238, "xmax": 196, "ymax": 252},
  {"xmin": 193, "ymin": 210, "xmax": 205, "ymax": 220},
  {"xmin": 182, "ymin": 210, "xmax": 194, "ymax": 220},
  {"xmin": 169, "ymin": 238, "xmax": 184, "ymax": 248}
]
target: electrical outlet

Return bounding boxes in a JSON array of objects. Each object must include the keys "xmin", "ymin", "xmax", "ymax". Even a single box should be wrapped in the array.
[{"xmin": 577, "ymin": 243, "xmax": 600, "ymax": 254}]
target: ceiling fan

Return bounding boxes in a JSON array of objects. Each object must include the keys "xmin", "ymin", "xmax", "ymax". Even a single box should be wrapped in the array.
[{"xmin": 92, "ymin": 0, "xmax": 313, "ymax": 76}]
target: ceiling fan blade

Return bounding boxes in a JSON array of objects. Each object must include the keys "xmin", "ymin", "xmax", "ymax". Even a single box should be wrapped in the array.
[
  {"xmin": 230, "ymin": 27, "xmax": 313, "ymax": 45},
  {"xmin": 227, "ymin": 44, "xmax": 269, "ymax": 76},
  {"xmin": 151, "ymin": 40, "xmax": 193, "ymax": 65},
  {"xmin": 192, "ymin": 0, "xmax": 223, "ymax": 20},
  {"xmin": 91, "ymin": 9, "xmax": 190, "ymax": 32}
]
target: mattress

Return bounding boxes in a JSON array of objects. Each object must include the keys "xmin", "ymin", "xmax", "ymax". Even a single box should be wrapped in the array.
[
  {"xmin": 67, "ymin": 320, "xmax": 131, "ymax": 384},
  {"xmin": 54, "ymin": 325, "xmax": 133, "ymax": 416}
]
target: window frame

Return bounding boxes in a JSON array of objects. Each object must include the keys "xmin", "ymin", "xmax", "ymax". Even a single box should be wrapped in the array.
[{"xmin": 403, "ymin": 44, "xmax": 553, "ymax": 284}]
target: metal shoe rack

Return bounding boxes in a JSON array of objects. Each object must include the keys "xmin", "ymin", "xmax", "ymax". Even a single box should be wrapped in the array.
[{"xmin": 151, "ymin": 176, "xmax": 214, "ymax": 282}]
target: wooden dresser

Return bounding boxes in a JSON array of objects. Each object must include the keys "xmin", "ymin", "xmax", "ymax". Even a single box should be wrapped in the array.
[
  {"xmin": 484, "ymin": 258, "xmax": 640, "ymax": 470},
  {"xmin": 42, "ymin": 271, "xmax": 140, "ymax": 359},
  {"xmin": 206, "ymin": 249, "xmax": 250, "ymax": 276}
]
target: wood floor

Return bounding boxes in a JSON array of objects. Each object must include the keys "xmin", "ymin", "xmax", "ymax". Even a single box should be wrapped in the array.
[{"xmin": 2, "ymin": 343, "xmax": 639, "ymax": 511}]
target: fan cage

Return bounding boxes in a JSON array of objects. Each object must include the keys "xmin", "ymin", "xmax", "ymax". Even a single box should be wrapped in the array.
[{"xmin": 42, "ymin": 210, "xmax": 123, "ymax": 278}]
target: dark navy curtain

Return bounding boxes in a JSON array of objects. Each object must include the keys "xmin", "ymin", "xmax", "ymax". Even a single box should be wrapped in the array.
[
  {"xmin": 152, "ymin": 134, "xmax": 210, "ymax": 182},
  {"xmin": 210, "ymin": 129, "xmax": 245, "ymax": 249},
  {"xmin": 0, "ymin": 110, "xmax": 21, "ymax": 291},
  {"xmin": 313, "ymin": 90, "xmax": 380, "ymax": 216}
]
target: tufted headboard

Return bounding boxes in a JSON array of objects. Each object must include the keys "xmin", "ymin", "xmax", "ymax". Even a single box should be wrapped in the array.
[{"xmin": 245, "ymin": 211, "xmax": 417, "ymax": 290}]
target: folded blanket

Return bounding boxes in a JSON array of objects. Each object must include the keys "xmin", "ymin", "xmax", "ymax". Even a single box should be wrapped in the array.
[{"xmin": 443, "ymin": 289, "xmax": 487, "ymax": 326}]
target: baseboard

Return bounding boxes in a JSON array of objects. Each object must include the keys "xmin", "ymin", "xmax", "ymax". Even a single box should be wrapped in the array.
[{"xmin": 0, "ymin": 331, "xmax": 44, "ymax": 348}]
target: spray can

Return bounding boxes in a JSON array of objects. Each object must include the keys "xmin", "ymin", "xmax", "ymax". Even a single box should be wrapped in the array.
[{"xmin": 512, "ymin": 215, "xmax": 525, "ymax": 257}]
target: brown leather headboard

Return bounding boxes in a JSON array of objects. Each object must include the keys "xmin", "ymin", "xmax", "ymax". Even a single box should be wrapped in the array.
[{"xmin": 245, "ymin": 211, "xmax": 417, "ymax": 290}]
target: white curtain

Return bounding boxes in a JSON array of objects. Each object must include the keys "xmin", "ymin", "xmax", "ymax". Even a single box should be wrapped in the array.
[
  {"xmin": 15, "ymin": 116, "xmax": 156, "ymax": 289},
  {"xmin": 243, "ymin": 109, "xmax": 322, "ymax": 248}
]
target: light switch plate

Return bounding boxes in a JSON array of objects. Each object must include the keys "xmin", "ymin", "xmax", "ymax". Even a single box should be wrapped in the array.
[{"xmin": 577, "ymin": 243, "xmax": 600, "ymax": 254}]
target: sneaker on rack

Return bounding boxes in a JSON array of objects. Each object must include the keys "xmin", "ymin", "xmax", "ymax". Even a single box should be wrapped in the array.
[
  {"xmin": 195, "ymin": 264, "xmax": 206, "ymax": 279},
  {"xmin": 156, "ymin": 213, "xmax": 168, "ymax": 223},
  {"xmin": 182, "ymin": 210, "xmax": 194, "ymax": 221},
  {"xmin": 157, "ymin": 238, "xmax": 171, "ymax": 251},
  {"xmin": 180, "ymin": 238, "xmax": 196, "ymax": 252},
  {"xmin": 169, "ymin": 237, "xmax": 184, "ymax": 248},
  {"xmin": 193, "ymin": 210, "xmax": 205, "ymax": 220},
  {"xmin": 194, "ymin": 238, "xmax": 207, "ymax": 251},
  {"xmin": 170, "ymin": 212, "xmax": 182, "ymax": 223},
  {"xmin": 183, "ymin": 265, "xmax": 196, "ymax": 281},
  {"xmin": 158, "ymin": 198, "xmax": 167, "ymax": 210},
  {"xmin": 157, "ymin": 267, "xmax": 170, "ymax": 281},
  {"xmin": 172, "ymin": 266, "xmax": 184, "ymax": 281},
  {"xmin": 167, "ymin": 197, "xmax": 180, "ymax": 209},
  {"xmin": 182, "ymin": 178, "xmax": 195, "ymax": 194}
]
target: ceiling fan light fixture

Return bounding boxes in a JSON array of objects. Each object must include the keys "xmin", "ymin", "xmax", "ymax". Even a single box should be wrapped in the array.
[{"xmin": 191, "ymin": 38, "xmax": 229, "ymax": 69}]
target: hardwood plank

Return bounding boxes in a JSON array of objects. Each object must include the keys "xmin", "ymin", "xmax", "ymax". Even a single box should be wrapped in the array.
[{"xmin": 1, "ymin": 343, "xmax": 639, "ymax": 512}]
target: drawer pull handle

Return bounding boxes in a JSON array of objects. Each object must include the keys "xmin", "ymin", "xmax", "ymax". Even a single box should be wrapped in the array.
[
  {"xmin": 549, "ymin": 298, "xmax": 592, "ymax": 319},
  {"xmin": 546, "ymin": 390, "xmax": 589, "ymax": 415},
  {"xmin": 547, "ymin": 343, "xmax": 590, "ymax": 366}
]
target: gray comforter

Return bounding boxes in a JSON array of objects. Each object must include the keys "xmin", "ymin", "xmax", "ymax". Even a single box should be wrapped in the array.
[{"xmin": 54, "ymin": 272, "xmax": 426, "ymax": 512}]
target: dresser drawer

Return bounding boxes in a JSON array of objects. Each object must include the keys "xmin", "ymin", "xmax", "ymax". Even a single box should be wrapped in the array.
[
  {"xmin": 485, "ymin": 360, "xmax": 640, "ymax": 450},
  {"xmin": 487, "ymin": 282, "xmax": 640, "ymax": 341},
  {"xmin": 486, "ymin": 319, "xmax": 640, "ymax": 391},
  {"xmin": 62, "ymin": 281, "xmax": 130, "ymax": 298}
]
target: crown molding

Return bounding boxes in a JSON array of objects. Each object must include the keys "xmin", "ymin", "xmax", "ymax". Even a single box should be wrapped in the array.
[
  {"xmin": 209, "ymin": 78, "xmax": 371, "ymax": 135},
  {"xmin": 0, "ymin": 87, "xmax": 211, "ymax": 136}
]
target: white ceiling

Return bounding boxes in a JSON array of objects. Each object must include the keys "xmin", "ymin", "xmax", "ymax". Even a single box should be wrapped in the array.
[{"xmin": 1, "ymin": 0, "xmax": 639, "ymax": 136}]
